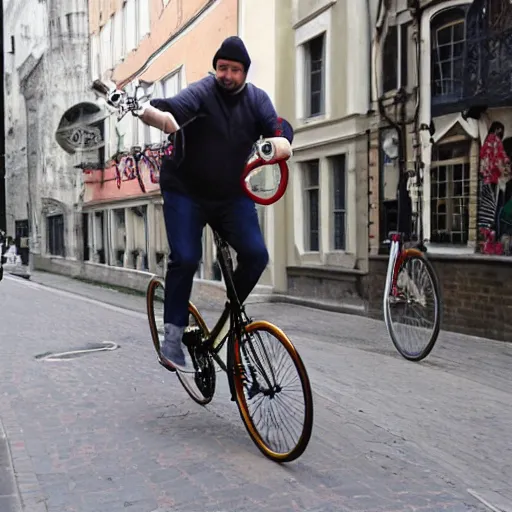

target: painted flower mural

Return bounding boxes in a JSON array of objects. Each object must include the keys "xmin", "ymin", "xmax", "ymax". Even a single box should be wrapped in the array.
[{"xmin": 478, "ymin": 122, "xmax": 512, "ymax": 255}]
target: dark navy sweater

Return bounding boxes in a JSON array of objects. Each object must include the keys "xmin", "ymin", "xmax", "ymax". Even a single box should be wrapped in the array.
[{"xmin": 150, "ymin": 75, "xmax": 283, "ymax": 200}]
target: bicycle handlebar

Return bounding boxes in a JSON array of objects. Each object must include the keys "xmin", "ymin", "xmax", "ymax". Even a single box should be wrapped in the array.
[{"xmin": 92, "ymin": 79, "xmax": 293, "ymax": 204}]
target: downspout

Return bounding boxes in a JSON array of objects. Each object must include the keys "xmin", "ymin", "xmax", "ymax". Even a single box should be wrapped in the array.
[
  {"xmin": 411, "ymin": 0, "xmax": 422, "ymax": 133},
  {"xmin": 372, "ymin": 0, "xmax": 387, "ymax": 106},
  {"xmin": 410, "ymin": 0, "xmax": 424, "ymax": 242},
  {"xmin": 366, "ymin": 0, "xmax": 374, "ymax": 111},
  {"xmin": 375, "ymin": 1, "xmax": 411, "ymax": 240}
]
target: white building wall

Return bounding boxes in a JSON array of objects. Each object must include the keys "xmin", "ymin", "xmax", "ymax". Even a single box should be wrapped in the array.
[
  {"xmin": 238, "ymin": 0, "xmax": 278, "ymax": 287},
  {"xmin": 4, "ymin": 0, "xmax": 93, "ymax": 260},
  {"xmin": 3, "ymin": 0, "xmax": 48, "ymax": 237},
  {"xmin": 287, "ymin": 0, "xmax": 371, "ymax": 274}
]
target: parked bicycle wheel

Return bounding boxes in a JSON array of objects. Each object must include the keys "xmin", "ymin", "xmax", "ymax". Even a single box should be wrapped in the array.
[
  {"xmin": 146, "ymin": 276, "xmax": 215, "ymax": 405},
  {"xmin": 233, "ymin": 321, "xmax": 314, "ymax": 462},
  {"xmin": 384, "ymin": 252, "xmax": 442, "ymax": 361}
]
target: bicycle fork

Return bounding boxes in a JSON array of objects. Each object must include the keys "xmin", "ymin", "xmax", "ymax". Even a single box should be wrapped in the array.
[{"xmin": 383, "ymin": 237, "xmax": 401, "ymax": 311}]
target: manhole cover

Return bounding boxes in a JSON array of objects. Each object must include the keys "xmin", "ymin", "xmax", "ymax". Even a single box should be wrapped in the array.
[{"xmin": 35, "ymin": 341, "xmax": 119, "ymax": 361}]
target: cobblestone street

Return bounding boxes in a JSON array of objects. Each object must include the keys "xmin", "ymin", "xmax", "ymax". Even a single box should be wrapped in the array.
[{"xmin": 0, "ymin": 272, "xmax": 510, "ymax": 512}]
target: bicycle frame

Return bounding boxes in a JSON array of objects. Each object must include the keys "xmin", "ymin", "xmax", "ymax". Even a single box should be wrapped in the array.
[
  {"xmin": 384, "ymin": 231, "xmax": 427, "ymax": 307},
  {"xmin": 190, "ymin": 230, "xmax": 251, "ymax": 402}
]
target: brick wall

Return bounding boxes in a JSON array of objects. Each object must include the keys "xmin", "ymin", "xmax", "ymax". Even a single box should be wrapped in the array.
[
  {"xmin": 365, "ymin": 255, "xmax": 512, "ymax": 342},
  {"xmin": 285, "ymin": 255, "xmax": 512, "ymax": 341}
]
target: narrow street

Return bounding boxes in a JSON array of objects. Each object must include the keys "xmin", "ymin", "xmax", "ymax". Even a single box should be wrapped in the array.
[{"xmin": 0, "ymin": 272, "xmax": 510, "ymax": 512}]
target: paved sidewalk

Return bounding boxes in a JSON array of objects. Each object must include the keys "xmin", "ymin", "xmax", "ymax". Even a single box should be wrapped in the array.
[
  {"xmin": 0, "ymin": 419, "xmax": 22, "ymax": 512},
  {"xmin": 0, "ymin": 272, "xmax": 510, "ymax": 512}
]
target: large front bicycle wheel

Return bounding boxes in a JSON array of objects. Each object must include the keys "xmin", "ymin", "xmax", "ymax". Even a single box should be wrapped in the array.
[
  {"xmin": 233, "ymin": 321, "xmax": 313, "ymax": 463},
  {"xmin": 146, "ymin": 276, "xmax": 215, "ymax": 405},
  {"xmin": 384, "ymin": 252, "xmax": 442, "ymax": 361}
]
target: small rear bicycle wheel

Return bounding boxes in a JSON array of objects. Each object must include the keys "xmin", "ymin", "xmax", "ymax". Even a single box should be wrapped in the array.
[
  {"xmin": 233, "ymin": 321, "xmax": 314, "ymax": 463},
  {"xmin": 384, "ymin": 252, "xmax": 442, "ymax": 361},
  {"xmin": 146, "ymin": 276, "xmax": 215, "ymax": 405}
]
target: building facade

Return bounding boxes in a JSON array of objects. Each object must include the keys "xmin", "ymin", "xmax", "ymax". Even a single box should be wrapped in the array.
[
  {"xmin": 79, "ymin": 0, "xmax": 239, "ymax": 290},
  {"xmin": 281, "ymin": 0, "xmax": 377, "ymax": 308},
  {"xmin": 239, "ymin": 0, "xmax": 377, "ymax": 305},
  {"xmin": 4, "ymin": 0, "xmax": 92, "ymax": 268},
  {"xmin": 368, "ymin": 0, "xmax": 512, "ymax": 340}
]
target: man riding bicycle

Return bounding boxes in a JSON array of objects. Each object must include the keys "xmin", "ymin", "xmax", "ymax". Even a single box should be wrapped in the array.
[{"xmin": 134, "ymin": 36, "xmax": 293, "ymax": 374}]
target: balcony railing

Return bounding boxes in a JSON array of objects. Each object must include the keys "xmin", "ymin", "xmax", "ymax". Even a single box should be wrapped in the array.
[{"xmin": 463, "ymin": 0, "xmax": 512, "ymax": 108}]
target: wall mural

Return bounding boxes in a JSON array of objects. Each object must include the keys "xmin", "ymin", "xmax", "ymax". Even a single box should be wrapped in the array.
[{"xmin": 478, "ymin": 121, "xmax": 512, "ymax": 255}]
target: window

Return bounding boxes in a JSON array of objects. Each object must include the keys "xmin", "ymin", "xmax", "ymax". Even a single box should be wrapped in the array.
[
  {"xmin": 304, "ymin": 34, "xmax": 325, "ymax": 117},
  {"xmin": 94, "ymin": 211, "xmax": 106, "ymax": 264},
  {"xmin": 121, "ymin": 1, "xmax": 128, "ymax": 57},
  {"xmin": 82, "ymin": 213, "xmax": 89, "ymax": 262},
  {"xmin": 124, "ymin": 0, "xmax": 137, "ymax": 54},
  {"xmin": 162, "ymin": 70, "xmax": 181, "ymax": 97},
  {"xmin": 430, "ymin": 140, "xmax": 471, "ymax": 244},
  {"xmin": 382, "ymin": 26, "xmax": 398, "ymax": 92},
  {"xmin": 66, "ymin": 13, "xmax": 73, "ymax": 36},
  {"xmin": 137, "ymin": 0, "xmax": 150, "ymax": 42},
  {"xmin": 144, "ymin": 73, "xmax": 181, "ymax": 144},
  {"xmin": 379, "ymin": 127, "xmax": 400, "ymax": 246},
  {"xmin": 431, "ymin": 8, "xmax": 468, "ymax": 104},
  {"xmin": 382, "ymin": 24, "xmax": 409, "ymax": 92},
  {"xmin": 331, "ymin": 155, "xmax": 346, "ymax": 251},
  {"xmin": 99, "ymin": 18, "xmax": 112, "ymax": 74},
  {"xmin": 90, "ymin": 33, "xmax": 100, "ymax": 81},
  {"xmin": 47, "ymin": 214, "xmax": 65, "ymax": 257},
  {"xmin": 112, "ymin": 209, "xmax": 126, "ymax": 267},
  {"xmin": 304, "ymin": 160, "xmax": 320, "ymax": 251}
]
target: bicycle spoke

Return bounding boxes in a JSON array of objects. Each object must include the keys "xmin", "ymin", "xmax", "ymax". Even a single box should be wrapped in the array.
[
  {"xmin": 236, "ymin": 326, "xmax": 308, "ymax": 456},
  {"xmin": 387, "ymin": 254, "xmax": 441, "ymax": 359}
]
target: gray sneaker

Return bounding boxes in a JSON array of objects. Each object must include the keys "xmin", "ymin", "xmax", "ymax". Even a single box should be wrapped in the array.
[{"xmin": 161, "ymin": 324, "xmax": 195, "ymax": 373}]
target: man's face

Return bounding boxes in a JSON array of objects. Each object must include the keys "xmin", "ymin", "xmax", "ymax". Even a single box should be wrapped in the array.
[{"xmin": 215, "ymin": 59, "xmax": 246, "ymax": 91}]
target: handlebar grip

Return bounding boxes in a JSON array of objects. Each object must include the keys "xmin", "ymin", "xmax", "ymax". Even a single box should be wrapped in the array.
[{"xmin": 257, "ymin": 137, "xmax": 292, "ymax": 161}]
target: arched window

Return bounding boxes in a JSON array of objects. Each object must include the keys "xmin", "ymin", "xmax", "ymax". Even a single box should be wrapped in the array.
[{"xmin": 431, "ymin": 7, "xmax": 469, "ymax": 107}]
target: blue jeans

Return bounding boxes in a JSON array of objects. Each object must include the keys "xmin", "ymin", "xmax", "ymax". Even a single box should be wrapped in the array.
[{"xmin": 162, "ymin": 190, "xmax": 269, "ymax": 327}]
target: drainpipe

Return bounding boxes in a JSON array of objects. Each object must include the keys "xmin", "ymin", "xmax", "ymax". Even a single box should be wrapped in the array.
[
  {"xmin": 410, "ymin": 0, "xmax": 424, "ymax": 243},
  {"xmin": 366, "ymin": 0, "xmax": 373, "ymax": 112}
]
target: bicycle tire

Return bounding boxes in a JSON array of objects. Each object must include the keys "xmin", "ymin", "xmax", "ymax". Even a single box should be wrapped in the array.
[
  {"xmin": 146, "ymin": 276, "xmax": 215, "ymax": 405},
  {"xmin": 233, "ymin": 320, "xmax": 314, "ymax": 463},
  {"xmin": 384, "ymin": 252, "xmax": 442, "ymax": 361}
]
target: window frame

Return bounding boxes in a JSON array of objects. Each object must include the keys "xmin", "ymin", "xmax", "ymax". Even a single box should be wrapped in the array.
[
  {"xmin": 303, "ymin": 160, "xmax": 321, "ymax": 252},
  {"xmin": 294, "ymin": 7, "xmax": 332, "ymax": 123},
  {"xmin": 330, "ymin": 154, "xmax": 347, "ymax": 251},
  {"xmin": 429, "ymin": 4, "xmax": 471, "ymax": 115},
  {"xmin": 382, "ymin": 22, "xmax": 409, "ymax": 93},
  {"xmin": 47, "ymin": 214, "xmax": 65, "ymax": 257},
  {"xmin": 429, "ymin": 139, "xmax": 472, "ymax": 245},
  {"xmin": 304, "ymin": 33, "xmax": 326, "ymax": 118}
]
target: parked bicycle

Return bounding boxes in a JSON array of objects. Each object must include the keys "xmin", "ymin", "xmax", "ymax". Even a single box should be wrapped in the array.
[
  {"xmin": 91, "ymin": 78, "xmax": 314, "ymax": 463},
  {"xmin": 382, "ymin": 171, "xmax": 442, "ymax": 361}
]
